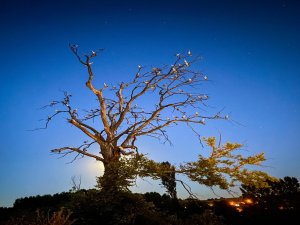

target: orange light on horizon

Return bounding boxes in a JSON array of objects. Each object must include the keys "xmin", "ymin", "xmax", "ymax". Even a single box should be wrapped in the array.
[
  {"xmin": 244, "ymin": 198, "xmax": 253, "ymax": 204},
  {"xmin": 228, "ymin": 201, "xmax": 235, "ymax": 206},
  {"xmin": 228, "ymin": 201, "xmax": 240, "ymax": 207}
]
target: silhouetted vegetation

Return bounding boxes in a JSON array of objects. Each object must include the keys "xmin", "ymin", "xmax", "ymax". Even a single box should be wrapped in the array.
[
  {"xmin": 238, "ymin": 176, "xmax": 300, "ymax": 225},
  {"xmin": 1, "ymin": 177, "xmax": 299, "ymax": 225}
]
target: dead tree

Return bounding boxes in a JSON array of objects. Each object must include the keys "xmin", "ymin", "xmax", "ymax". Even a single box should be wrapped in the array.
[{"xmin": 41, "ymin": 45, "xmax": 232, "ymax": 192}]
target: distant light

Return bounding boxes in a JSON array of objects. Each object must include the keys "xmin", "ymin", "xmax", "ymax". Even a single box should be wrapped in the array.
[
  {"xmin": 236, "ymin": 207, "xmax": 243, "ymax": 213},
  {"xmin": 228, "ymin": 201, "xmax": 235, "ymax": 206},
  {"xmin": 244, "ymin": 198, "xmax": 253, "ymax": 204},
  {"xmin": 207, "ymin": 202, "xmax": 214, "ymax": 207}
]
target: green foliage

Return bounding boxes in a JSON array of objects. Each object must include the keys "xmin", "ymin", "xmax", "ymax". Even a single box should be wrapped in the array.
[
  {"xmin": 241, "ymin": 176, "xmax": 300, "ymax": 204},
  {"xmin": 95, "ymin": 154, "xmax": 163, "ymax": 192},
  {"xmin": 160, "ymin": 162, "xmax": 177, "ymax": 199},
  {"xmin": 180, "ymin": 137, "xmax": 274, "ymax": 190},
  {"xmin": 96, "ymin": 137, "xmax": 274, "ymax": 196},
  {"xmin": 238, "ymin": 177, "xmax": 300, "ymax": 225}
]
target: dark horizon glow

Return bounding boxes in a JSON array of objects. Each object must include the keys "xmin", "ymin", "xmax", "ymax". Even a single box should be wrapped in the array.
[{"xmin": 0, "ymin": 0, "xmax": 299, "ymax": 207}]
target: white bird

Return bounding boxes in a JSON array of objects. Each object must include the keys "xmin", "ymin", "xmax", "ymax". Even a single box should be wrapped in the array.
[
  {"xmin": 91, "ymin": 51, "xmax": 96, "ymax": 56},
  {"xmin": 188, "ymin": 50, "xmax": 192, "ymax": 56},
  {"xmin": 138, "ymin": 65, "xmax": 142, "ymax": 69},
  {"xmin": 172, "ymin": 67, "xmax": 177, "ymax": 73},
  {"xmin": 167, "ymin": 117, "xmax": 170, "ymax": 120},
  {"xmin": 201, "ymin": 118, "xmax": 205, "ymax": 124},
  {"xmin": 176, "ymin": 53, "xmax": 180, "ymax": 57},
  {"xmin": 136, "ymin": 73, "xmax": 140, "ymax": 77},
  {"xmin": 184, "ymin": 59, "xmax": 190, "ymax": 67},
  {"xmin": 204, "ymin": 95, "xmax": 208, "ymax": 99},
  {"xmin": 104, "ymin": 83, "xmax": 108, "ymax": 88},
  {"xmin": 144, "ymin": 81, "xmax": 149, "ymax": 84},
  {"xmin": 182, "ymin": 115, "xmax": 187, "ymax": 119},
  {"xmin": 195, "ymin": 112, "xmax": 199, "ymax": 116},
  {"xmin": 204, "ymin": 76, "xmax": 208, "ymax": 80},
  {"xmin": 188, "ymin": 78, "xmax": 192, "ymax": 82},
  {"xmin": 225, "ymin": 115, "xmax": 229, "ymax": 120}
]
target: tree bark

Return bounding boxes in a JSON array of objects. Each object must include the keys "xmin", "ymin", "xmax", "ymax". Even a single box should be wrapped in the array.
[{"xmin": 97, "ymin": 145, "xmax": 122, "ymax": 193}]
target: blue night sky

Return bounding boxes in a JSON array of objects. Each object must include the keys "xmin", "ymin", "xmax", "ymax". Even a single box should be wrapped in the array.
[{"xmin": 1, "ymin": 0, "xmax": 300, "ymax": 207}]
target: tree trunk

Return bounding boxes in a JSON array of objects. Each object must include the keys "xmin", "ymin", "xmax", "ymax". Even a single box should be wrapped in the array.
[{"xmin": 97, "ymin": 144, "xmax": 122, "ymax": 193}]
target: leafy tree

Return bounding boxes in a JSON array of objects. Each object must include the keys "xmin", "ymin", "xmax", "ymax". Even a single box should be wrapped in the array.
[
  {"xmin": 160, "ymin": 161, "xmax": 177, "ymax": 199},
  {"xmin": 240, "ymin": 177, "xmax": 300, "ymax": 225},
  {"xmin": 40, "ymin": 45, "xmax": 273, "ymax": 194},
  {"xmin": 241, "ymin": 176, "xmax": 299, "ymax": 206}
]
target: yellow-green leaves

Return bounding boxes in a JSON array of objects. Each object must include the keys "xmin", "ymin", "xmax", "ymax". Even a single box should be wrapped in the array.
[
  {"xmin": 180, "ymin": 137, "xmax": 274, "ymax": 190},
  {"xmin": 96, "ymin": 137, "xmax": 275, "ymax": 196}
]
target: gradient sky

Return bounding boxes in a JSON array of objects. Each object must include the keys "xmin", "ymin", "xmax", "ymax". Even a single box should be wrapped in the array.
[{"xmin": 1, "ymin": 0, "xmax": 300, "ymax": 207}]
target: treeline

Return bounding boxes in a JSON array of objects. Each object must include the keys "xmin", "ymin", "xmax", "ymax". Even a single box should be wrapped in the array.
[
  {"xmin": 1, "ymin": 190, "xmax": 223, "ymax": 225},
  {"xmin": 0, "ymin": 177, "xmax": 299, "ymax": 225}
]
